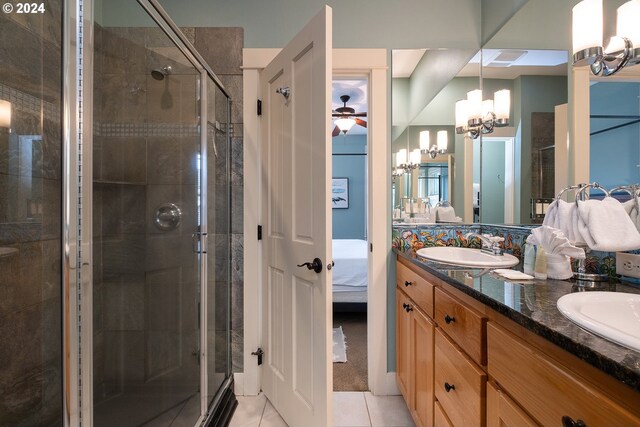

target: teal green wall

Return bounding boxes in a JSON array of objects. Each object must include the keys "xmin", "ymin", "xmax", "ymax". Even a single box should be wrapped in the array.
[
  {"xmin": 514, "ymin": 75, "xmax": 567, "ymax": 223},
  {"xmin": 333, "ymin": 136, "xmax": 367, "ymax": 240},
  {"xmin": 481, "ymin": 140, "xmax": 506, "ymax": 223},
  {"xmin": 590, "ymin": 82, "xmax": 640, "ymax": 189}
]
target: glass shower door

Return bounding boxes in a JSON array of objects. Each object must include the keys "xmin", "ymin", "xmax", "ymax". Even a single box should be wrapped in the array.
[{"xmin": 92, "ymin": 5, "xmax": 203, "ymax": 426}]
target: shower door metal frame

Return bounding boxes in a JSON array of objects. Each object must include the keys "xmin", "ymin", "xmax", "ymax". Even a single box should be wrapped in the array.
[{"xmin": 62, "ymin": 0, "xmax": 234, "ymax": 425}]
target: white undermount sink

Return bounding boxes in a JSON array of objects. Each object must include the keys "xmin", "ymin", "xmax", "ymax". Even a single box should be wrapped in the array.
[
  {"xmin": 415, "ymin": 247, "xmax": 519, "ymax": 268},
  {"xmin": 557, "ymin": 292, "xmax": 640, "ymax": 352}
]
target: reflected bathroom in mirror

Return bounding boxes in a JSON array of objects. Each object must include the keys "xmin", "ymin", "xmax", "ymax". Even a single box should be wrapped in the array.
[
  {"xmin": 477, "ymin": 48, "xmax": 569, "ymax": 225},
  {"xmin": 391, "ymin": 47, "xmax": 480, "ymax": 224}
]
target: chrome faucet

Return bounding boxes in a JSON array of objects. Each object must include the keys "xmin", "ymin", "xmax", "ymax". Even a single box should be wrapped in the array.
[{"xmin": 465, "ymin": 233, "xmax": 505, "ymax": 256}]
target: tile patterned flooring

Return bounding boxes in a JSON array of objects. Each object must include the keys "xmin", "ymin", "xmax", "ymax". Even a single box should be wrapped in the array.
[{"xmin": 230, "ymin": 391, "xmax": 415, "ymax": 427}]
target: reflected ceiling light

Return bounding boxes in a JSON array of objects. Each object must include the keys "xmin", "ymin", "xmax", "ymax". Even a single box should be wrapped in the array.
[
  {"xmin": 572, "ymin": 0, "xmax": 640, "ymax": 76},
  {"xmin": 419, "ymin": 130, "xmax": 448, "ymax": 158},
  {"xmin": 395, "ymin": 148, "xmax": 420, "ymax": 172},
  {"xmin": 335, "ymin": 117, "xmax": 356, "ymax": 134},
  {"xmin": 0, "ymin": 100, "xmax": 10, "ymax": 129},
  {"xmin": 455, "ymin": 89, "xmax": 510, "ymax": 139}
]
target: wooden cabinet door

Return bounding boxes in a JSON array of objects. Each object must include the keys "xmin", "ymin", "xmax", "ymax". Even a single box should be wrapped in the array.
[
  {"xmin": 396, "ymin": 287, "xmax": 411, "ymax": 401},
  {"xmin": 411, "ymin": 306, "xmax": 434, "ymax": 427},
  {"xmin": 487, "ymin": 382, "xmax": 538, "ymax": 427}
]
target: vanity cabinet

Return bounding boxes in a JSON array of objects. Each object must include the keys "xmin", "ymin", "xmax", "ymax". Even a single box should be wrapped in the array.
[
  {"xmin": 487, "ymin": 323, "xmax": 640, "ymax": 427},
  {"xmin": 487, "ymin": 382, "xmax": 537, "ymax": 427},
  {"xmin": 396, "ymin": 263, "xmax": 435, "ymax": 427},
  {"xmin": 396, "ymin": 256, "xmax": 640, "ymax": 427}
]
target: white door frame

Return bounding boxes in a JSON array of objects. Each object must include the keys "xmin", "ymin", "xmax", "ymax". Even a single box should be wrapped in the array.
[{"xmin": 241, "ymin": 48, "xmax": 395, "ymax": 396}]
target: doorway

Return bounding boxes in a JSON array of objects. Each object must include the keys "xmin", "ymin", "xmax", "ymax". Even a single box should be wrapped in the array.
[
  {"xmin": 242, "ymin": 47, "xmax": 392, "ymax": 402},
  {"xmin": 474, "ymin": 137, "xmax": 515, "ymax": 223},
  {"xmin": 331, "ymin": 78, "xmax": 369, "ymax": 392}
]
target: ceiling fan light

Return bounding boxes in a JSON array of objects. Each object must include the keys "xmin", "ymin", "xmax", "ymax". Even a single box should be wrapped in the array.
[{"xmin": 335, "ymin": 118, "xmax": 356, "ymax": 133}]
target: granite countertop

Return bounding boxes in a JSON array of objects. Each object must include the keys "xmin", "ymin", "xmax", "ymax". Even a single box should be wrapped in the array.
[{"xmin": 394, "ymin": 248, "xmax": 640, "ymax": 393}]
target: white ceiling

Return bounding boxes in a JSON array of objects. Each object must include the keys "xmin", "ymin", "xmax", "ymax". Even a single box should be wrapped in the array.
[
  {"xmin": 332, "ymin": 79, "xmax": 368, "ymax": 136},
  {"xmin": 392, "ymin": 49, "xmax": 427, "ymax": 78},
  {"xmin": 393, "ymin": 48, "xmax": 570, "ymax": 80}
]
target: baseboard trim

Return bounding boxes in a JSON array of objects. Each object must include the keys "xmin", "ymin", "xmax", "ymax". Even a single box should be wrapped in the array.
[
  {"xmin": 371, "ymin": 372, "xmax": 400, "ymax": 396},
  {"xmin": 233, "ymin": 373, "xmax": 244, "ymax": 396}
]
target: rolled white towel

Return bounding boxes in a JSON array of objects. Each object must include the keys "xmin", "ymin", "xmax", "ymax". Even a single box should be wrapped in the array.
[
  {"xmin": 577, "ymin": 197, "xmax": 640, "ymax": 251},
  {"xmin": 546, "ymin": 253, "xmax": 575, "ymax": 280}
]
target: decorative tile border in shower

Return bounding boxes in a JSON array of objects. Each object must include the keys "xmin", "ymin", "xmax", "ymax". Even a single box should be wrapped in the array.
[
  {"xmin": 392, "ymin": 223, "xmax": 533, "ymax": 259},
  {"xmin": 0, "ymin": 83, "xmax": 59, "ymax": 123},
  {"xmin": 93, "ymin": 122, "xmax": 231, "ymax": 138}
]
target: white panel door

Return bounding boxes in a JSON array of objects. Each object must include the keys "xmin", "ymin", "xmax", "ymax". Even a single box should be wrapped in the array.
[{"xmin": 259, "ymin": 6, "xmax": 332, "ymax": 427}]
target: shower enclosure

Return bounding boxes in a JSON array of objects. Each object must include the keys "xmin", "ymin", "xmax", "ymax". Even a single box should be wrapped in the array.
[{"xmin": 0, "ymin": 0, "xmax": 236, "ymax": 426}]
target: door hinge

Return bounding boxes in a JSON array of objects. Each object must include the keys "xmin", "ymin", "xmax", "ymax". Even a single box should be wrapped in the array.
[
  {"xmin": 257, "ymin": 225, "xmax": 263, "ymax": 240},
  {"xmin": 257, "ymin": 99, "xmax": 262, "ymax": 116},
  {"xmin": 370, "ymin": 242, "xmax": 373, "ymax": 252},
  {"xmin": 251, "ymin": 348, "xmax": 264, "ymax": 365}
]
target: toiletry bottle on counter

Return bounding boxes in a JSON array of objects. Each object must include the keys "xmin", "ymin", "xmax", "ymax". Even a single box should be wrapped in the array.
[
  {"xmin": 534, "ymin": 247, "xmax": 547, "ymax": 280},
  {"xmin": 523, "ymin": 243, "xmax": 536, "ymax": 276}
]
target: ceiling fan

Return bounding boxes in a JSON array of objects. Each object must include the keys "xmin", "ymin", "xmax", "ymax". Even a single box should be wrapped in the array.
[{"xmin": 332, "ymin": 95, "xmax": 367, "ymax": 136}]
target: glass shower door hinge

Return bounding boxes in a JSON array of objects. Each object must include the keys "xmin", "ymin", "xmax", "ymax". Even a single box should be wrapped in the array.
[{"xmin": 192, "ymin": 232, "xmax": 208, "ymax": 254}]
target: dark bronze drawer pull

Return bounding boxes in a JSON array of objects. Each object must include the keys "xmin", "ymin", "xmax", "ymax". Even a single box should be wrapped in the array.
[
  {"xmin": 444, "ymin": 314, "xmax": 455, "ymax": 324},
  {"xmin": 562, "ymin": 416, "xmax": 586, "ymax": 427},
  {"xmin": 404, "ymin": 280, "xmax": 412, "ymax": 287},
  {"xmin": 404, "ymin": 304, "xmax": 413, "ymax": 312},
  {"xmin": 444, "ymin": 382, "xmax": 455, "ymax": 392}
]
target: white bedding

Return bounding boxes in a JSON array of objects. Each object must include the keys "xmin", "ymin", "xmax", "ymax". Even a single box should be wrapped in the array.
[{"xmin": 332, "ymin": 239, "xmax": 368, "ymax": 290}]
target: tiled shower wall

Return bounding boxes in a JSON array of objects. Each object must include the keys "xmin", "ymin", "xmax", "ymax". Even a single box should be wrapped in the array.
[
  {"xmin": 189, "ymin": 27, "xmax": 245, "ymax": 373},
  {"xmin": 0, "ymin": 3, "xmax": 63, "ymax": 425}
]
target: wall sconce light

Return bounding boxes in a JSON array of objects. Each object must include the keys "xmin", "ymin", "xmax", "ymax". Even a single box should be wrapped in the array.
[
  {"xmin": 395, "ymin": 148, "xmax": 421, "ymax": 172},
  {"xmin": 455, "ymin": 89, "xmax": 510, "ymax": 139},
  {"xmin": 335, "ymin": 117, "xmax": 356, "ymax": 134},
  {"xmin": 0, "ymin": 100, "xmax": 11, "ymax": 129},
  {"xmin": 572, "ymin": 0, "xmax": 640, "ymax": 77},
  {"xmin": 419, "ymin": 130, "xmax": 448, "ymax": 158}
]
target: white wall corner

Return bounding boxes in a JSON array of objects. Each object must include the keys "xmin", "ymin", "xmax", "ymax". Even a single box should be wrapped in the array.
[{"xmin": 233, "ymin": 373, "xmax": 244, "ymax": 396}]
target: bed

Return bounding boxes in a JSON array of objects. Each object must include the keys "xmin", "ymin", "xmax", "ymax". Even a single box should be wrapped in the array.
[{"xmin": 332, "ymin": 239, "xmax": 368, "ymax": 304}]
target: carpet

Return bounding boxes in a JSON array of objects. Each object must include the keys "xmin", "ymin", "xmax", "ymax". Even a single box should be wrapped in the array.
[
  {"xmin": 333, "ymin": 327, "xmax": 347, "ymax": 363},
  {"xmin": 333, "ymin": 311, "xmax": 368, "ymax": 391}
]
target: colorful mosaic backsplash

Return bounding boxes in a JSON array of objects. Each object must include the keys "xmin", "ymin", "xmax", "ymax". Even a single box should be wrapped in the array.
[
  {"xmin": 392, "ymin": 223, "xmax": 627, "ymax": 278},
  {"xmin": 392, "ymin": 223, "xmax": 533, "ymax": 259}
]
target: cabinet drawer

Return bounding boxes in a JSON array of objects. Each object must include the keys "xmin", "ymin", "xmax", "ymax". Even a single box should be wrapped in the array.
[
  {"xmin": 488, "ymin": 323, "xmax": 640, "ymax": 427},
  {"xmin": 435, "ymin": 328, "xmax": 486, "ymax": 427},
  {"xmin": 434, "ymin": 400, "xmax": 453, "ymax": 427},
  {"xmin": 396, "ymin": 260, "xmax": 434, "ymax": 318},
  {"xmin": 435, "ymin": 288, "xmax": 486, "ymax": 365}
]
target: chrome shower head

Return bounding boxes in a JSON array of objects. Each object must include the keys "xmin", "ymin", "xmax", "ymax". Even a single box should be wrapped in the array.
[{"xmin": 151, "ymin": 65, "xmax": 173, "ymax": 80}]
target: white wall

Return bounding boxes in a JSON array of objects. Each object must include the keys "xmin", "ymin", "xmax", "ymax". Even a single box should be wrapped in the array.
[{"xmin": 101, "ymin": 0, "xmax": 482, "ymax": 49}]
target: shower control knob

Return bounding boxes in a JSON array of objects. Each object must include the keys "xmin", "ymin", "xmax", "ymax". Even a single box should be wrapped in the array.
[{"xmin": 154, "ymin": 203, "xmax": 181, "ymax": 231}]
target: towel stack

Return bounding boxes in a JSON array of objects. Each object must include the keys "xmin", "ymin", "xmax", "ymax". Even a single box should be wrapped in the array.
[
  {"xmin": 435, "ymin": 206, "xmax": 462, "ymax": 223},
  {"xmin": 543, "ymin": 196, "xmax": 640, "ymax": 251},
  {"xmin": 623, "ymin": 197, "xmax": 640, "ymax": 233},
  {"xmin": 527, "ymin": 226, "xmax": 585, "ymax": 280}
]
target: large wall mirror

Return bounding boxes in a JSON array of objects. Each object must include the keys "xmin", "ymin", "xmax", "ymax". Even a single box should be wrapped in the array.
[
  {"xmin": 479, "ymin": 0, "xmax": 640, "ymax": 225},
  {"xmin": 391, "ymin": 48, "xmax": 480, "ymax": 223}
]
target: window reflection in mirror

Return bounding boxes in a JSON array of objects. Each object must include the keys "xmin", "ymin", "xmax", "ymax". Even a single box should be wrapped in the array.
[{"xmin": 590, "ymin": 80, "xmax": 640, "ymax": 190}]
